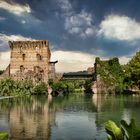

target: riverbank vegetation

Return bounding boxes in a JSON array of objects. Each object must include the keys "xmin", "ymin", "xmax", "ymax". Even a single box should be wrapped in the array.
[
  {"xmin": 94, "ymin": 51, "xmax": 140, "ymax": 94},
  {"xmin": 0, "ymin": 132, "xmax": 8, "ymax": 140},
  {"xmin": 0, "ymin": 78, "xmax": 48, "ymax": 96},
  {"xmin": 123, "ymin": 51, "xmax": 140, "ymax": 93},
  {"xmin": 49, "ymin": 80, "xmax": 84, "ymax": 96},
  {"xmin": 0, "ymin": 78, "xmax": 84, "ymax": 96},
  {"xmin": 95, "ymin": 57, "xmax": 125, "ymax": 93}
]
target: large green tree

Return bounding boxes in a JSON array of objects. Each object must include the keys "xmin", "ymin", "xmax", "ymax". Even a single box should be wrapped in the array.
[{"xmin": 125, "ymin": 51, "xmax": 140, "ymax": 89}]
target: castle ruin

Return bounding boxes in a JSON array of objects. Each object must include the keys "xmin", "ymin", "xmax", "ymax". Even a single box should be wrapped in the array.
[{"xmin": 1, "ymin": 40, "xmax": 57, "ymax": 82}]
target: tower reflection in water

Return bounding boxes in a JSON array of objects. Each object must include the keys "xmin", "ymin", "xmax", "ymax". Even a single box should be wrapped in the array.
[{"xmin": 2, "ymin": 96, "xmax": 55, "ymax": 140}]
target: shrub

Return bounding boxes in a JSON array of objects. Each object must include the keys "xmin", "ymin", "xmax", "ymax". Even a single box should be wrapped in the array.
[
  {"xmin": 33, "ymin": 82, "xmax": 48, "ymax": 95},
  {"xmin": 0, "ymin": 78, "xmax": 16, "ymax": 96},
  {"xmin": 0, "ymin": 78, "xmax": 34, "ymax": 96},
  {"xmin": 51, "ymin": 81, "xmax": 76, "ymax": 93},
  {"xmin": 0, "ymin": 132, "xmax": 8, "ymax": 140}
]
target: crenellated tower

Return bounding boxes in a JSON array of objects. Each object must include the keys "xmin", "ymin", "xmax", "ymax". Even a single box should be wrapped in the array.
[{"xmin": 9, "ymin": 40, "xmax": 51, "ymax": 82}]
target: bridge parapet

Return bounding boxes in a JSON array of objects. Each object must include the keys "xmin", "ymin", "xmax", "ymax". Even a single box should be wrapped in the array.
[{"xmin": 62, "ymin": 73, "xmax": 94, "ymax": 80}]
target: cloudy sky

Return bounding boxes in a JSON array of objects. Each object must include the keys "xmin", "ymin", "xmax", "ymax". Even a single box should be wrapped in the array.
[{"xmin": 0, "ymin": 0, "xmax": 140, "ymax": 72}]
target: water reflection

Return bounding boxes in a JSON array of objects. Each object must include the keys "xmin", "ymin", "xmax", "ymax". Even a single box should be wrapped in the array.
[
  {"xmin": 5, "ymin": 97, "xmax": 53, "ymax": 139},
  {"xmin": 0, "ymin": 94, "xmax": 140, "ymax": 140}
]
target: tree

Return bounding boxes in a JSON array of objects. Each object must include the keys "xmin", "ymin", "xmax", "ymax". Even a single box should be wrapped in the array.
[{"xmin": 125, "ymin": 51, "xmax": 140, "ymax": 89}]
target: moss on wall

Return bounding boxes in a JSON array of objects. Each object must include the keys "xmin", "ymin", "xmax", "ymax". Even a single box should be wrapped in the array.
[{"xmin": 95, "ymin": 57, "xmax": 125, "ymax": 93}]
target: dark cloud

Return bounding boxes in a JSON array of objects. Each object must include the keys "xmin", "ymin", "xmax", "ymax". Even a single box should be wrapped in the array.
[
  {"xmin": 96, "ymin": 37, "xmax": 140, "ymax": 57},
  {"xmin": 74, "ymin": 0, "xmax": 140, "ymax": 22},
  {"xmin": 0, "ymin": 0, "xmax": 140, "ymax": 58}
]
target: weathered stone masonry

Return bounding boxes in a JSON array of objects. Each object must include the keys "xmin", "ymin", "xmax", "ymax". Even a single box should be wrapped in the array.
[{"xmin": 1, "ymin": 40, "xmax": 57, "ymax": 82}]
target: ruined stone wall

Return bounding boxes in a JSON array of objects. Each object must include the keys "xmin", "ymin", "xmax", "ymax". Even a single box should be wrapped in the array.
[
  {"xmin": 92, "ymin": 57, "xmax": 122, "ymax": 94},
  {"xmin": 0, "ymin": 64, "xmax": 10, "ymax": 80},
  {"xmin": 9, "ymin": 40, "xmax": 51, "ymax": 82},
  {"xmin": 49, "ymin": 61, "xmax": 58, "ymax": 80},
  {"xmin": 87, "ymin": 67, "xmax": 94, "ymax": 74}
]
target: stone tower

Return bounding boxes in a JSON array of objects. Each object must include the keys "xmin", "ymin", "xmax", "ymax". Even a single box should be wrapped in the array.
[{"xmin": 9, "ymin": 40, "xmax": 51, "ymax": 82}]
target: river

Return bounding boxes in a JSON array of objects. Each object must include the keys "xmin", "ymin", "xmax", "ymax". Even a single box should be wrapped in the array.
[{"xmin": 0, "ymin": 94, "xmax": 140, "ymax": 140}]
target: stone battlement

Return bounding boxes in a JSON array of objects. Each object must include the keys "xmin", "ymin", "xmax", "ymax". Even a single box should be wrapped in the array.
[
  {"xmin": 9, "ymin": 40, "xmax": 49, "ymax": 46},
  {"xmin": 9, "ymin": 40, "xmax": 50, "ymax": 54}
]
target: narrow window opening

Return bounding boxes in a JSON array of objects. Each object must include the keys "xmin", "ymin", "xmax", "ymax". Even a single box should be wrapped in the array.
[
  {"xmin": 20, "ymin": 65, "xmax": 24, "ymax": 73},
  {"xmin": 36, "ymin": 54, "xmax": 42, "ymax": 61},
  {"xmin": 22, "ymin": 54, "xmax": 25, "ymax": 61}
]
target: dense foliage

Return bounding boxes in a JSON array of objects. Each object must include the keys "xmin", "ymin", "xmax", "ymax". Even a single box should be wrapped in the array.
[
  {"xmin": 0, "ymin": 78, "xmax": 48, "ymax": 96},
  {"xmin": 33, "ymin": 82, "xmax": 48, "ymax": 95},
  {"xmin": 0, "ymin": 78, "xmax": 85, "ymax": 96},
  {"xmin": 0, "ymin": 132, "xmax": 8, "ymax": 140},
  {"xmin": 95, "ymin": 51, "xmax": 140, "ymax": 94},
  {"xmin": 95, "ymin": 57, "xmax": 125, "ymax": 93},
  {"xmin": 49, "ymin": 80, "xmax": 84, "ymax": 95},
  {"xmin": 124, "ymin": 51, "xmax": 140, "ymax": 92}
]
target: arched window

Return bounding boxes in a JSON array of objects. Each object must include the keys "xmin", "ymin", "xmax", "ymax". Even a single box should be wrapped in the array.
[
  {"xmin": 20, "ymin": 65, "xmax": 24, "ymax": 73},
  {"xmin": 36, "ymin": 54, "xmax": 42, "ymax": 61}
]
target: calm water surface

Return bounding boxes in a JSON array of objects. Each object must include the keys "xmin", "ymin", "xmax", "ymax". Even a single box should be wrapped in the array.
[{"xmin": 0, "ymin": 94, "xmax": 140, "ymax": 140}]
